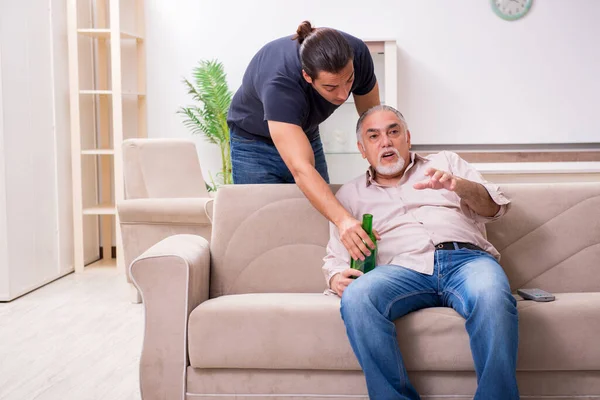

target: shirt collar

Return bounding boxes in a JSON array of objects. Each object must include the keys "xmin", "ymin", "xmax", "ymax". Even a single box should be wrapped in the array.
[{"xmin": 365, "ymin": 152, "xmax": 429, "ymax": 187}]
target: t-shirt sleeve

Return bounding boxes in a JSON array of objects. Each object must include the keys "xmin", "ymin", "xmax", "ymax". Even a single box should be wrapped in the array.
[
  {"xmin": 261, "ymin": 77, "xmax": 308, "ymax": 126},
  {"xmin": 352, "ymin": 40, "xmax": 377, "ymax": 96}
]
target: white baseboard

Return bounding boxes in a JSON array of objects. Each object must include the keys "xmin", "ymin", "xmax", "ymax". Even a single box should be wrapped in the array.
[{"xmin": 0, "ymin": 267, "xmax": 75, "ymax": 302}]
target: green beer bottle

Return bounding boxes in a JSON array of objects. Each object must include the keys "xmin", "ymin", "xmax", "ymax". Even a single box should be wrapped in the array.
[{"xmin": 350, "ymin": 214, "xmax": 377, "ymax": 275}]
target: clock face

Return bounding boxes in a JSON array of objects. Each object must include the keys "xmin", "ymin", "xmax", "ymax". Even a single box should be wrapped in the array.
[{"xmin": 491, "ymin": 0, "xmax": 533, "ymax": 20}]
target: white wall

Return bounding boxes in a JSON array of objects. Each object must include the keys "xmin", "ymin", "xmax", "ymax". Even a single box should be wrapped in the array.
[
  {"xmin": 0, "ymin": 0, "xmax": 78, "ymax": 300},
  {"xmin": 146, "ymin": 0, "xmax": 600, "ymax": 183},
  {"xmin": 0, "ymin": 38, "xmax": 8, "ymax": 299}
]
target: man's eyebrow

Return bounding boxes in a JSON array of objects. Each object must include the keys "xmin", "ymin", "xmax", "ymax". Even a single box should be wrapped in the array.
[
  {"xmin": 366, "ymin": 123, "xmax": 401, "ymax": 134},
  {"xmin": 323, "ymin": 72, "xmax": 354, "ymax": 88}
]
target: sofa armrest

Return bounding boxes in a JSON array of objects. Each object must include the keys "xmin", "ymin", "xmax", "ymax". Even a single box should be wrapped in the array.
[
  {"xmin": 130, "ymin": 234, "xmax": 210, "ymax": 400},
  {"xmin": 118, "ymin": 197, "xmax": 214, "ymax": 225}
]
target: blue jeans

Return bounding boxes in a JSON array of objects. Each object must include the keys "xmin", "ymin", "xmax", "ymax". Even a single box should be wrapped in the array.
[
  {"xmin": 341, "ymin": 245, "xmax": 519, "ymax": 400},
  {"xmin": 230, "ymin": 130, "xmax": 330, "ymax": 184}
]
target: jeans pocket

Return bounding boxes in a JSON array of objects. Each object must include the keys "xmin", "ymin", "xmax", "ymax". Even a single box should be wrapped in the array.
[{"xmin": 463, "ymin": 247, "xmax": 491, "ymax": 258}]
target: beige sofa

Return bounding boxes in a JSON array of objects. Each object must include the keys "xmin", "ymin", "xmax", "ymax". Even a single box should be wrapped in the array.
[
  {"xmin": 130, "ymin": 182, "xmax": 600, "ymax": 400},
  {"xmin": 118, "ymin": 139, "xmax": 214, "ymax": 302}
]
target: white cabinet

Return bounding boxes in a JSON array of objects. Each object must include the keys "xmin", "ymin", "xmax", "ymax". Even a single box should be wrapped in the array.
[
  {"xmin": 321, "ymin": 39, "xmax": 397, "ymax": 184},
  {"xmin": 0, "ymin": 0, "xmax": 74, "ymax": 301}
]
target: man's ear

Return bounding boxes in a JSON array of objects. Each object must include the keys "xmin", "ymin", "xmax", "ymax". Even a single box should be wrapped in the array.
[
  {"xmin": 302, "ymin": 70, "xmax": 313, "ymax": 84},
  {"xmin": 357, "ymin": 141, "xmax": 366, "ymax": 159},
  {"xmin": 406, "ymin": 130, "xmax": 412, "ymax": 149}
]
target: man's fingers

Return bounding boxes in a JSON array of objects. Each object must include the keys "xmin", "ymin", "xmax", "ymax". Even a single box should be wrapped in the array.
[
  {"xmin": 338, "ymin": 217, "xmax": 378, "ymax": 265},
  {"xmin": 351, "ymin": 234, "xmax": 369, "ymax": 259},
  {"xmin": 342, "ymin": 236, "xmax": 362, "ymax": 261},
  {"xmin": 351, "ymin": 242, "xmax": 365, "ymax": 261},
  {"xmin": 439, "ymin": 172, "xmax": 451, "ymax": 183},
  {"xmin": 348, "ymin": 270, "xmax": 363, "ymax": 279},
  {"xmin": 356, "ymin": 227, "xmax": 376, "ymax": 251},
  {"xmin": 334, "ymin": 269, "xmax": 363, "ymax": 297},
  {"xmin": 372, "ymin": 228, "xmax": 382, "ymax": 241},
  {"xmin": 431, "ymin": 170, "xmax": 444, "ymax": 182},
  {"xmin": 343, "ymin": 268, "xmax": 363, "ymax": 278},
  {"xmin": 424, "ymin": 168, "xmax": 436, "ymax": 176},
  {"xmin": 413, "ymin": 179, "xmax": 431, "ymax": 190},
  {"xmin": 342, "ymin": 233, "xmax": 365, "ymax": 261}
]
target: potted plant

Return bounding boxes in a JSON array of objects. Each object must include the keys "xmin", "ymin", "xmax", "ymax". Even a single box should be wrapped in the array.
[{"xmin": 178, "ymin": 59, "xmax": 233, "ymax": 191}]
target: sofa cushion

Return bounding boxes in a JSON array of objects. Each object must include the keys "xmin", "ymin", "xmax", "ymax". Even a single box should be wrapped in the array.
[{"xmin": 188, "ymin": 292, "xmax": 600, "ymax": 371}]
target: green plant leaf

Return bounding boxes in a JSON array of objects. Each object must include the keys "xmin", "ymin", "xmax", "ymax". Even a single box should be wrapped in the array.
[{"xmin": 179, "ymin": 59, "xmax": 234, "ymax": 188}]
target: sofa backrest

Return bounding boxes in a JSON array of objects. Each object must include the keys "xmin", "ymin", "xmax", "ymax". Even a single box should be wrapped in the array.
[{"xmin": 209, "ymin": 182, "xmax": 600, "ymax": 297}]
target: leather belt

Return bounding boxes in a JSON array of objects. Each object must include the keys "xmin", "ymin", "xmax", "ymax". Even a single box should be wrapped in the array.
[{"xmin": 435, "ymin": 241, "xmax": 486, "ymax": 252}]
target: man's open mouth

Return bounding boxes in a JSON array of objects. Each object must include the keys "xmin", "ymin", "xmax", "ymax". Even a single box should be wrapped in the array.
[{"xmin": 381, "ymin": 151, "xmax": 396, "ymax": 160}]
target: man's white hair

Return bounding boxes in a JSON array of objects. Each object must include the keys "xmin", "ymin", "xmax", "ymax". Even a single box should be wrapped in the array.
[{"xmin": 356, "ymin": 105, "xmax": 407, "ymax": 143}]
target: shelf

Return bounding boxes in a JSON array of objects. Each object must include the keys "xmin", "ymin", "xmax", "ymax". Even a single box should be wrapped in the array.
[
  {"xmin": 124, "ymin": 91, "xmax": 146, "ymax": 96},
  {"xmin": 83, "ymin": 204, "xmax": 116, "ymax": 215},
  {"xmin": 79, "ymin": 90, "xmax": 146, "ymax": 96},
  {"xmin": 77, "ymin": 29, "xmax": 143, "ymax": 41},
  {"xmin": 86, "ymin": 258, "xmax": 117, "ymax": 268},
  {"xmin": 80, "ymin": 89, "xmax": 111, "ymax": 95},
  {"xmin": 81, "ymin": 149, "xmax": 114, "ymax": 155}
]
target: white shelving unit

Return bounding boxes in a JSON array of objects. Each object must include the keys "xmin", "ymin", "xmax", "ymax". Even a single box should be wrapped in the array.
[
  {"xmin": 364, "ymin": 39, "xmax": 398, "ymax": 109},
  {"xmin": 66, "ymin": 0, "xmax": 147, "ymax": 272}
]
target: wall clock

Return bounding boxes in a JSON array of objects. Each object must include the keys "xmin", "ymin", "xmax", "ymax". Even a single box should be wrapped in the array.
[{"xmin": 491, "ymin": 0, "xmax": 533, "ymax": 21}]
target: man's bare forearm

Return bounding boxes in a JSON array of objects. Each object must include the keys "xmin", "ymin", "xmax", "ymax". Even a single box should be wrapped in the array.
[
  {"xmin": 454, "ymin": 178, "xmax": 500, "ymax": 217},
  {"xmin": 293, "ymin": 164, "xmax": 351, "ymax": 226}
]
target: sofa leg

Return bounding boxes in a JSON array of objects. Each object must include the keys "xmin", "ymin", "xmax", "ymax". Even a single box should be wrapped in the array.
[{"xmin": 130, "ymin": 283, "xmax": 142, "ymax": 304}]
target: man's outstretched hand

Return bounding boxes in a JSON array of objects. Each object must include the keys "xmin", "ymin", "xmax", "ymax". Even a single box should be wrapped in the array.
[
  {"xmin": 413, "ymin": 167, "xmax": 500, "ymax": 217},
  {"xmin": 413, "ymin": 167, "xmax": 460, "ymax": 191},
  {"xmin": 330, "ymin": 268, "xmax": 364, "ymax": 297}
]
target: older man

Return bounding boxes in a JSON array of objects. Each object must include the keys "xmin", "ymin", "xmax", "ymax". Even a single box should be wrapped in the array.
[{"xmin": 322, "ymin": 105, "xmax": 519, "ymax": 399}]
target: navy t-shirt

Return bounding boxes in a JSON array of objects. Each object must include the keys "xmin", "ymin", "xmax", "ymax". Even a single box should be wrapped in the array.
[{"xmin": 227, "ymin": 31, "xmax": 377, "ymax": 144}]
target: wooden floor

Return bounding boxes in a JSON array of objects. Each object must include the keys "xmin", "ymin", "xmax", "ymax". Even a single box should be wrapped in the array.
[{"xmin": 0, "ymin": 264, "xmax": 143, "ymax": 400}]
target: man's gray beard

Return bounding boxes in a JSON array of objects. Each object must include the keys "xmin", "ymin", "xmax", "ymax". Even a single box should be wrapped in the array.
[{"xmin": 375, "ymin": 149, "xmax": 405, "ymax": 176}]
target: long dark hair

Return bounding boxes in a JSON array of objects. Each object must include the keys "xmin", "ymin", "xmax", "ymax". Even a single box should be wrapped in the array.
[{"xmin": 292, "ymin": 21, "xmax": 354, "ymax": 80}]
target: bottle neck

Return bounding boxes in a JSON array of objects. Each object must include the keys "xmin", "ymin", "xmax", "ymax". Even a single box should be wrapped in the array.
[{"xmin": 362, "ymin": 214, "xmax": 373, "ymax": 234}]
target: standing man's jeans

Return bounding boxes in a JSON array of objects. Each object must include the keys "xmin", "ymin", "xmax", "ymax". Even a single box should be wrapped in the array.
[
  {"xmin": 230, "ymin": 130, "xmax": 330, "ymax": 184},
  {"xmin": 341, "ymin": 246, "xmax": 519, "ymax": 400}
]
